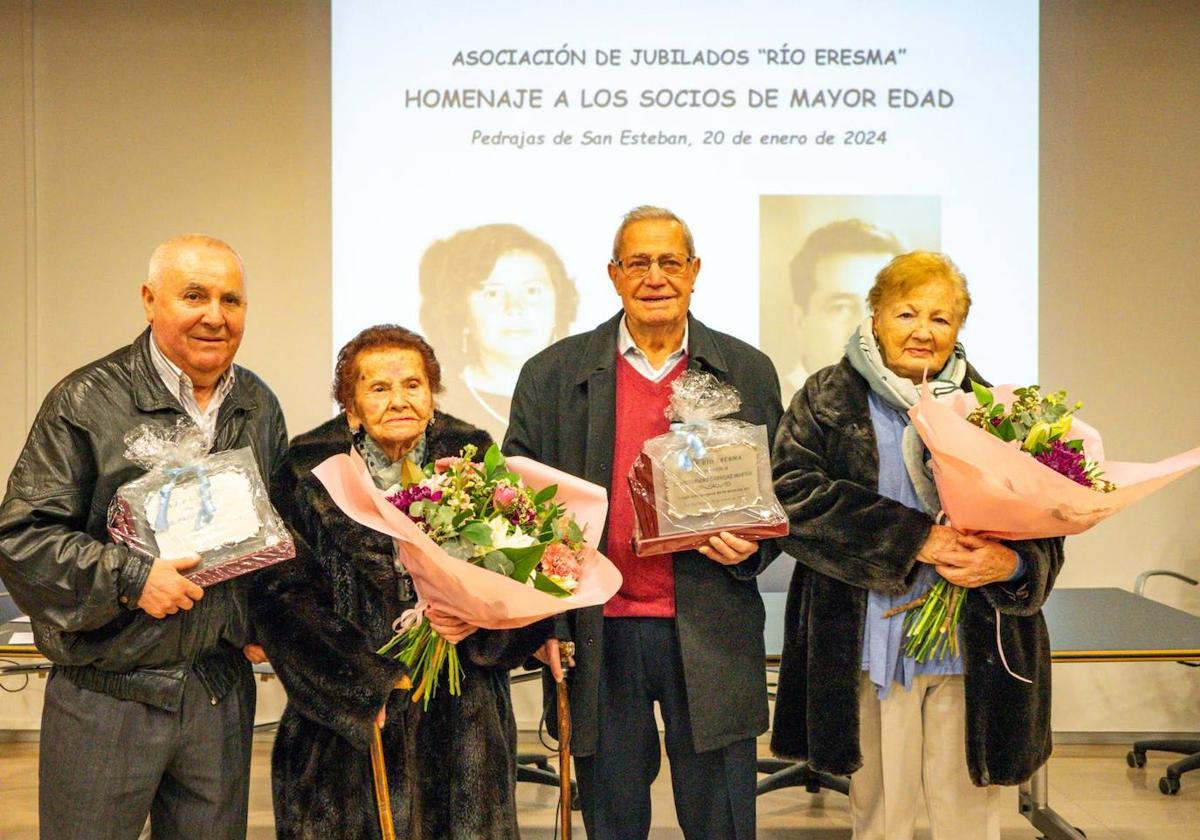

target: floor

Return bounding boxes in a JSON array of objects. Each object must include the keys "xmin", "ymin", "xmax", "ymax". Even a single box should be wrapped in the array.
[{"xmin": 1, "ymin": 737, "xmax": 1196, "ymax": 838}]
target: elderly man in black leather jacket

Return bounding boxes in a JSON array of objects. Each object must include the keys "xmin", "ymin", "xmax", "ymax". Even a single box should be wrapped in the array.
[{"xmin": 0, "ymin": 235, "xmax": 287, "ymax": 840}]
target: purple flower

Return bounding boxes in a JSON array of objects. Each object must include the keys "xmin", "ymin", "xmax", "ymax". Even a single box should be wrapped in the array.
[{"xmin": 1034, "ymin": 439, "xmax": 1092, "ymax": 488}]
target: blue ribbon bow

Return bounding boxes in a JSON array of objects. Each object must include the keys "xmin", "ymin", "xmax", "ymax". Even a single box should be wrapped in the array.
[
  {"xmin": 670, "ymin": 422, "xmax": 709, "ymax": 471},
  {"xmin": 155, "ymin": 465, "xmax": 217, "ymax": 532}
]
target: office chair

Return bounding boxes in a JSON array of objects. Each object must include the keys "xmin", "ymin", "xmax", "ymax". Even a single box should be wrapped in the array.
[
  {"xmin": 756, "ymin": 554, "xmax": 850, "ymax": 798},
  {"xmin": 1124, "ymin": 570, "xmax": 1200, "ymax": 795}
]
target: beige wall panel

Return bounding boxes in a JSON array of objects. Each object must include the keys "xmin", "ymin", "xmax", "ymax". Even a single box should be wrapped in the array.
[
  {"xmin": 28, "ymin": 0, "xmax": 331, "ymax": 441},
  {"xmin": 1042, "ymin": 0, "xmax": 1200, "ymax": 733},
  {"xmin": 0, "ymin": 3, "xmax": 30, "ymax": 479}
]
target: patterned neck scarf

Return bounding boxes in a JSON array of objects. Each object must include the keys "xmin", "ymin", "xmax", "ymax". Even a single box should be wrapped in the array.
[{"xmin": 353, "ymin": 427, "xmax": 428, "ymax": 492}]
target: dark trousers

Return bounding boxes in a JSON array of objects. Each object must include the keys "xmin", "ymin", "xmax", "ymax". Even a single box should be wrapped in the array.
[
  {"xmin": 39, "ymin": 667, "xmax": 255, "ymax": 840},
  {"xmin": 575, "ymin": 617, "xmax": 756, "ymax": 840}
]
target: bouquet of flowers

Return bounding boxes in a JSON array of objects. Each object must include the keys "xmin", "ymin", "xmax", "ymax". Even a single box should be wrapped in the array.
[
  {"xmin": 310, "ymin": 444, "xmax": 622, "ymax": 709},
  {"xmin": 900, "ymin": 381, "xmax": 1200, "ymax": 663},
  {"xmin": 376, "ymin": 444, "xmax": 588, "ymax": 705},
  {"xmin": 902, "ymin": 383, "xmax": 1112, "ymax": 661}
]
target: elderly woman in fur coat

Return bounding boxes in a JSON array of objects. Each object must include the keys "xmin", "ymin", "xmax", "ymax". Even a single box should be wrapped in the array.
[
  {"xmin": 250, "ymin": 324, "xmax": 549, "ymax": 839},
  {"xmin": 770, "ymin": 252, "xmax": 1065, "ymax": 840}
]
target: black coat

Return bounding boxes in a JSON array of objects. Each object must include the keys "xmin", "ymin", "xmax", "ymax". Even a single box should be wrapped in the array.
[
  {"xmin": 503, "ymin": 311, "xmax": 784, "ymax": 755},
  {"xmin": 769, "ymin": 357, "xmax": 1066, "ymax": 786},
  {"xmin": 250, "ymin": 413, "xmax": 550, "ymax": 839}
]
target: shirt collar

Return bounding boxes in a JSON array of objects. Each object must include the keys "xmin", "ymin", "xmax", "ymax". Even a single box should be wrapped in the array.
[
  {"xmin": 148, "ymin": 333, "xmax": 235, "ymax": 406},
  {"xmin": 617, "ymin": 314, "xmax": 688, "ymax": 366}
]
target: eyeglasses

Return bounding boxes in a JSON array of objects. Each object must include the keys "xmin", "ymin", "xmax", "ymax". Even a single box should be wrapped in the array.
[{"xmin": 611, "ymin": 254, "xmax": 694, "ymax": 279}]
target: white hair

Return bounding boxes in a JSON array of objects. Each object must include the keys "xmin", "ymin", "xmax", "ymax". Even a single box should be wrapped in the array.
[{"xmin": 611, "ymin": 205, "xmax": 696, "ymax": 260}]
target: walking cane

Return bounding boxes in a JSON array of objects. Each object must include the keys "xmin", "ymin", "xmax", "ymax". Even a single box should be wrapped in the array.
[
  {"xmin": 370, "ymin": 674, "xmax": 412, "ymax": 840},
  {"xmin": 557, "ymin": 641, "xmax": 575, "ymax": 840}
]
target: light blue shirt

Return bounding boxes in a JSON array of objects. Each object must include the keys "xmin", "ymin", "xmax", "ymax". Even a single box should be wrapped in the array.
[{"xmin": 862, "ymin": 391, "xmax": 964, "ymax": 699}]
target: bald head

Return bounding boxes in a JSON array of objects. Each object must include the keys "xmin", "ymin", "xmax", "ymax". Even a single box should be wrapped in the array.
[
  {"xmin": 141, "ymin": 234, "xmax": 248, "ymax": 392},
  {"xmin": 147, "ymin": 235, "xmax": 246, "ymax": 292}
]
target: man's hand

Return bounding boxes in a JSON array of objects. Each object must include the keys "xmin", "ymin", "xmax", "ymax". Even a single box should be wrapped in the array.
[
  {"xmin": 533, "ymin": 638, "xmax": 576, "ymax": 683},
  {"xmin": 242, "ymin": 644, "xmax": 268, "ymax": 665},
  {"xmin": 916, "ymin": 523, "xmax": 962, "ymax": 565},
  {"xmin": 137, "ymin": 555, "xmax": 205, "ymax": 618},
  {"xmin": 935, "ymin": 534, "xmax": 1019, "ymax": 588},
  {"xmin": 697, "ymin": 531, "xmax": 758, "ymax": 566},
  {"xmin": 426, "ymin": 608, "xmax": 478, "ymax": 644}
]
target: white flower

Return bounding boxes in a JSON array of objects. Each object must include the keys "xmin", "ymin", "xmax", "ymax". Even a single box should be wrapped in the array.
[{"xmin": 488, "ymin": 517, "xmax": 536, "ymax": 550}]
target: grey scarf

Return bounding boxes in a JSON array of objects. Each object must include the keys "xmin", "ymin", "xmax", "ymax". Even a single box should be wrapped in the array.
[
  {"xmin": 353, "ymin": 427, "xmax": 428, "ymax": 492},
  {"xmin": 845, "ymin": 318, "xmax": 967, "ymax": 516}
]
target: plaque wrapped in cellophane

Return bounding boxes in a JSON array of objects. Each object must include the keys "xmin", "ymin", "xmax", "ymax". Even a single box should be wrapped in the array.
[
  {"xmin": 107, "ymin": 420, "xmax": 295, "ymax": 586},
  {"xmin": 627, "ymin": 371, "xmax": 788, "ymax": 556}
]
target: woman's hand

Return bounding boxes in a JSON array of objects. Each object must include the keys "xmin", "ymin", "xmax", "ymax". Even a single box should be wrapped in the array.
[
  {"xmin": 916, "ymin": 523, "xmax": 962, "ymax": 565},
  {"xmin": 934, "ymin": 534, "xmax": 1019, "ymax": 588},
  {"xmin": 426, "ymin": 608, "xmax": 478, "ymax": 644},
  {"xmin": 697, "ymin": 531, "xmax": 758, "ymax": 565}
]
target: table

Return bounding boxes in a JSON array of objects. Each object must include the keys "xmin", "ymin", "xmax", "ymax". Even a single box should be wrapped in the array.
[
  {"xmin": 1020, "ymin": 587, "xmax": 1200, "ymax": 840},
  {"xmin": 762, "ymin": 587, "xmax": 1200, "ymax": 840}
]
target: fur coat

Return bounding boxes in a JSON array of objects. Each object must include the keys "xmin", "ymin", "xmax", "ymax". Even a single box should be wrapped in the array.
[
  {"xmin": 769, "ymin": 357, "xmax": 1066, "ymax": 786},
  {"xmin": 250, "ymin": 412, "xmax": 551, "ymax": 839}
]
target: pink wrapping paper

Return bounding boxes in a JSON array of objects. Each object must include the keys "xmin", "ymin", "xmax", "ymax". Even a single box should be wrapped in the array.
[
  {"xmin": 908, "ymin": 385, "xmax": 1200, "ymax": 539},
  {"xmin": 311, "ymin": 449, "xmax": 622, "ymax": 629}
]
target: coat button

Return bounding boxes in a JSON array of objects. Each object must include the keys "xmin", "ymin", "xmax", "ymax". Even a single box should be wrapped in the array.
[
  {"xmin": 585, "ymin": 637, "xmax": 594, "ymax": 646},
  {"xmin": 119, "ymin": 595, "xmax": 129, "ymax": 604}
]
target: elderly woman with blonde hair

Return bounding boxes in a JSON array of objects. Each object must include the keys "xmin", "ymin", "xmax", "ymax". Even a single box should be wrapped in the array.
[{"xmin": 770, "ymin": 252, "xmax": 1065, "ymax": 840}]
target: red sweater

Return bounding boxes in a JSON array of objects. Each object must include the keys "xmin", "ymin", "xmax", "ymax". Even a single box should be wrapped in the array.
[{"xmin": 604, "ymin": 353, "xmax": 689, "ymax": 618}]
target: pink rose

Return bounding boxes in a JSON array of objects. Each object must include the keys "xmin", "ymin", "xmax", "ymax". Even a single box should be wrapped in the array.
[
  {"xmin": 492, "ymin": 484, "xmax": 519, "ymax": 510},
  {"xmin": 434, "ymin": 457, "xmax": 458, "ymax": 474}
]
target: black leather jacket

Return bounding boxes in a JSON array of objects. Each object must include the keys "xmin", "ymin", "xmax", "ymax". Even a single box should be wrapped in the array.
[{"xmin": 0, "ymin": 329, "xmax": 287, "ymax": 710}]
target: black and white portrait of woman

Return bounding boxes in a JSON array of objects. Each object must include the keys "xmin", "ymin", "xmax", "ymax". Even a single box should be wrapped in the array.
[{"xmin": 419, "ymin": 224, "xmax": 580, "ymax": 441}]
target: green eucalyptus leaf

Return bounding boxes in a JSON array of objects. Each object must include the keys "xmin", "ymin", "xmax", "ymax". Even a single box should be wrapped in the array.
[
  {"xmin": 481, "ymin": 550, "xmax": 515, "ymax": 576},
  {"xmin": 534, "ymin": 484, "xmax": 559, "ymax": 505},
  {"xmin": 460, "ymin": 520, "xmax": 494, "ymax": 547},
  {"xmin": 441, "ymin": 538, "xmax": 475, "ymax": 560}
]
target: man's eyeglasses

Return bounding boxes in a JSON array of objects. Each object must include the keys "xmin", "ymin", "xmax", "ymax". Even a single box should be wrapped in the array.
[{"xmin": 611, "ymin": 254, "xmax": 694, "ymax": 279}]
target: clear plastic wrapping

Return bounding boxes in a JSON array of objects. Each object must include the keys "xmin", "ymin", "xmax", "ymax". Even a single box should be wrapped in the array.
[
  {"xmin": 627, "ymin": 371, "xmax": 788, "ymax": 556},
  {"xmin": 107, "ymin": 421, "xmax": 295, "ymax": 586}
]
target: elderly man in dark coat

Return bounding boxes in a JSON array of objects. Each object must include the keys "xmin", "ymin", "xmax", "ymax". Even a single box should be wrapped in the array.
[{"xmin": 504, "ymin": 206, "xmax": 783, "ymax": 840}]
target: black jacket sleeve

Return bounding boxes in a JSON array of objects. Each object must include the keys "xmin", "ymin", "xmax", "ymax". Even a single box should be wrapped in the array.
[{"xmin": 0, "ymin": 385, "xmax": 150, "ymax": 632}]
